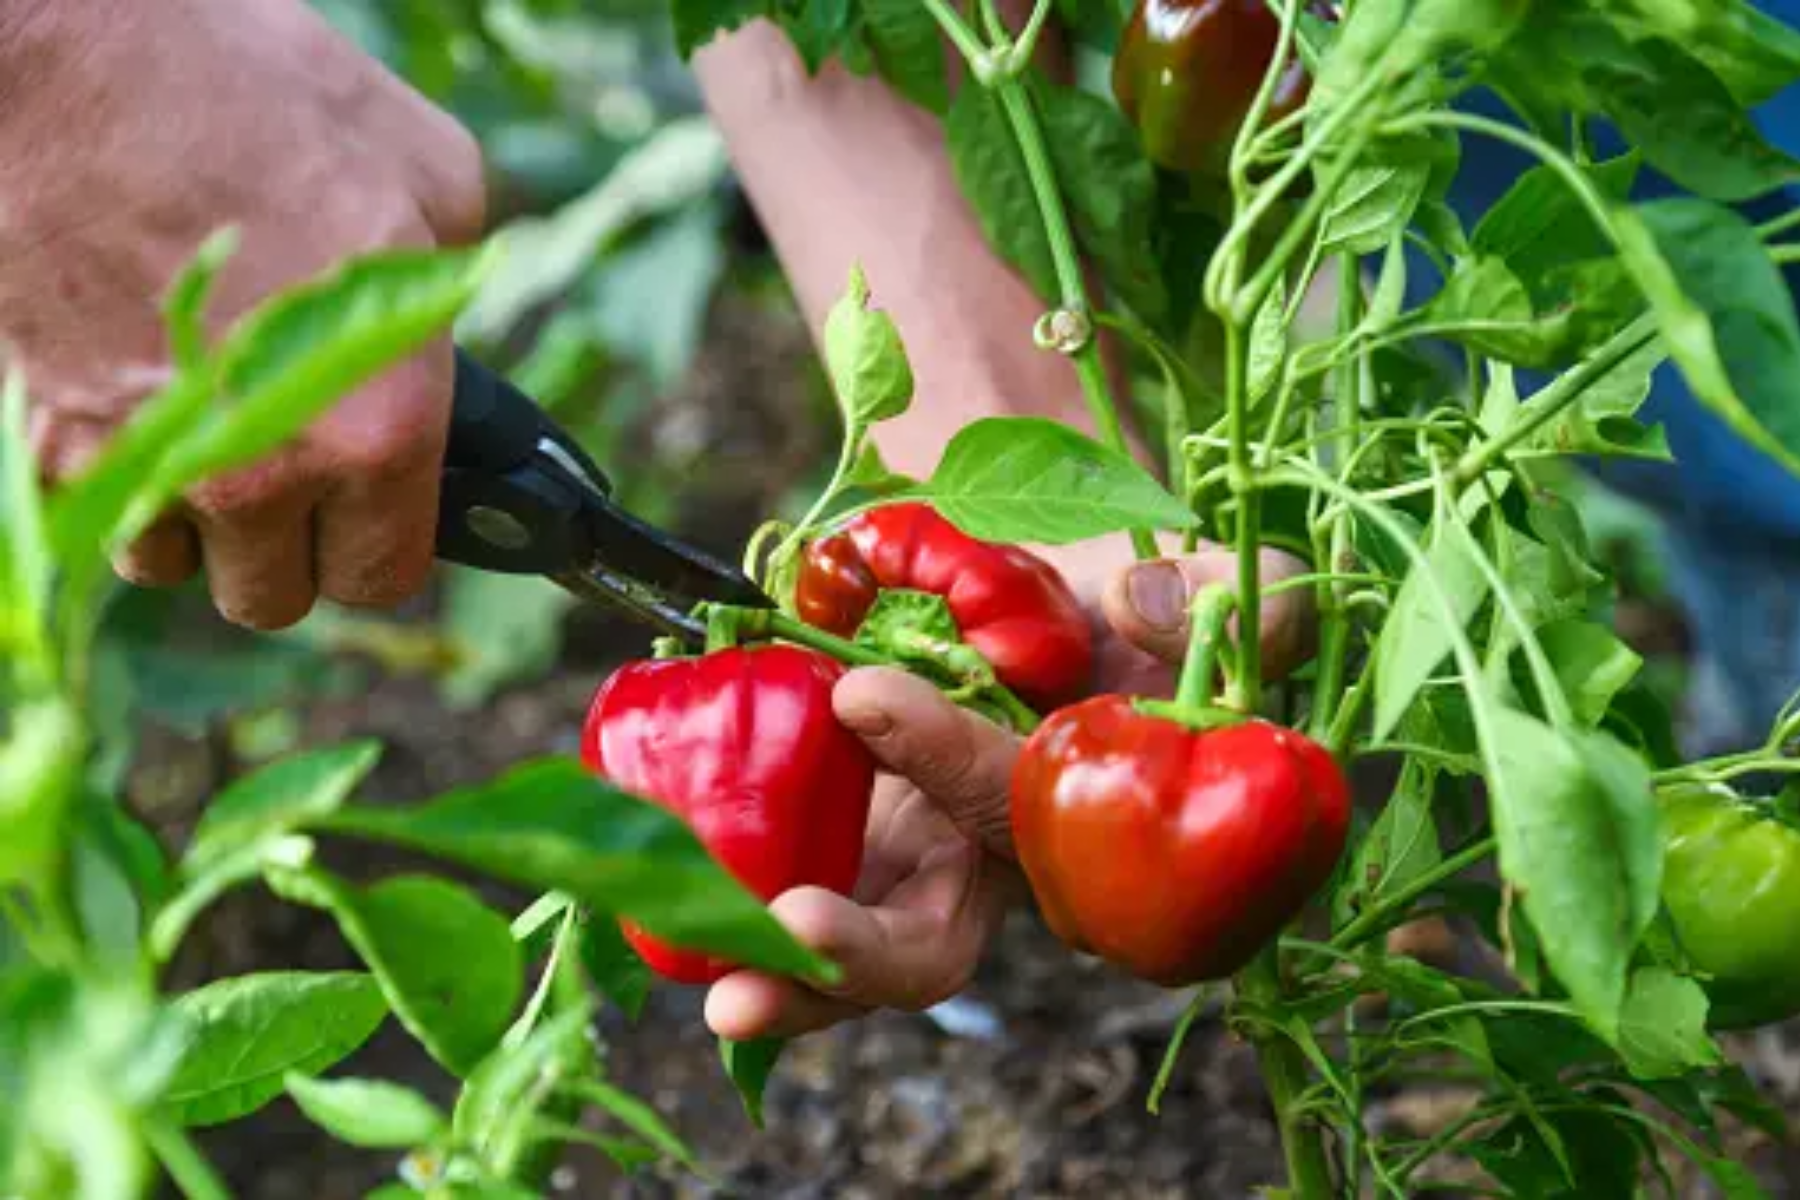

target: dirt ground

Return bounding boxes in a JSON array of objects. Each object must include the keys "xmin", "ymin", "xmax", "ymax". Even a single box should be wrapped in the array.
[{"xmin": 131, "ymin": 286, "xmax": 1800, "ymax": 1199}]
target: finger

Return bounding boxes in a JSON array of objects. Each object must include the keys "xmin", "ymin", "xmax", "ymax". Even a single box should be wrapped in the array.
[
  {"xmin": 188, "ymin": 469, "xmax": 322, "ymax": 631},
  {"xmin": 1102, "ymin": 547, "xmax": 1316, "ymax": 678},
  {"xmin": 833, "ymin": 667, "xmax": 1021, "ymax": 859},
  {"xmin": 312, "ymin": 345, "xmax": 453, "ymax": 610},
  {"xmin": 704, "ymin": 972, "xmax": 866, "ymax": 1042},
  {"xmin": 113, "ymin": 515, "xmax": 200, "ymax": 588}
]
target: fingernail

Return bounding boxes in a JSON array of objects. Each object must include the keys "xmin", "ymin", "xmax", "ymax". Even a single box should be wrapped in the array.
[{"xmin": 1126, "ymin": 561, "xmax": 1188, "ymax": 631}]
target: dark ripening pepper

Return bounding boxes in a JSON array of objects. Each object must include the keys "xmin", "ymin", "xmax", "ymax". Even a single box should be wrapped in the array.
[
  {"xmin": 1111, "ymin": 0, "xmax": 1312, "ymax": 176},
  {"xmin": 1658, "ymin": 784, "xmax": 1800, "ymax": 1029},
  {"xmin": 580, "ymin": 645, "xmax": 878, "ymax": 985},
  {"xmin": 794, "ymin": 501, "xmax": 1093, "ymax": 710},
  {"xmin": 1010, "ymin": 696, "xmax": 1350, "ymax": 985}
]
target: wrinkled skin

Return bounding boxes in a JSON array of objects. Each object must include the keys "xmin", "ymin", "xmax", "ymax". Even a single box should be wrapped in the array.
[
  {"xmin": 581, "ymin": 645, "xmax": 878, "ymax": 984},
  {"xmin": 0, "ymin": 0, "xmax": 485, "ymax": 629},
  {"xmin": 1012, "ymin": 696, "xmax": 1351, "ymax": 986}
]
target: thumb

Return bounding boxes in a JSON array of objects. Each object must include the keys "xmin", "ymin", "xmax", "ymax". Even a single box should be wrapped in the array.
[
  {"xmin": 1102, "ymin": 548, "xmax": 1316, "ymax": 675},
  {"xmin": 833, "ymin": 667, "xmax": 1020, "ymax": 860}
]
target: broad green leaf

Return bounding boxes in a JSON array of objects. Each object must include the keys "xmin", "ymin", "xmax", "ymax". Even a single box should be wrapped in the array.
[
  {"xmin": 1417, "ymin": 257, "xmax": 1572, "ymax": 368},
  {"xmin": 284, "ymin": 1073, "xmax": 448, "ymax": 1149},
  {"xmin": 1503, "ymin": 338, "xmax": 1672, "ymax": 464},
  {"xmin": 267, "ymin": 869, "xmax": 522, "ymax": 1078},
  {"xmin": 187, "ymin": 741, "xmax": 381, "ymax": 870},
  {"xmin": 0, "ymin": 699, "xmax": 83, "ymax": 885},
  {"xmin": 0, "ymin": 371, "xmax": 51, "ymax": 672},
  {"xmin": 721, "ymin": 1037, "xmax": 785, "ymax": 1128},
  {"xmin": 1471, "ymin": 1105, "xmax": 1642, "ymax": 1199},
  {"xmin": 1247, "ymin": 278, "xmax": 1288, "ymax": 408},
  {"xmin": 1527, "ymin": 621, "xmax": 1643, "ymax": 729},
  {"xmin": 149, "ymin": 248, "xmax": 490, "ymax": 508},
  {"xmin": 454, "ymin": 1002, "xmax": 591, "ymax": 1164},
  {"xmin": 459, "ymin": 119, "xmax": 727, "ymax": 342},
  {"xmin": 1472, "ymin": 155, "xmax": 1641, "ymax": 290},
  {"xmin": 317, "ymin": 759, "xmax": 833, "ymax": 981},
  {"xmin": 1485, "ymin": 712, "xmax": 1661, "ymax": 1042},
  {"xmin": 775, "ymin": 0, "xmax": 855, "ymax": 72},
  {"xmin": 1372, "ymin": 509, "xmax": 1489, "ymax": 742},
  {"xmin": 1319, "ymin": 164, "xmax": 1430, "ymax": 257},
  {"xmin": 823, "ymin": 263, "xmax": 913, "ymax": 428},
  {"xmin": 163, "ymin": 972, "xmax": 388, "ymax": 1126},
  {"xmin": 579, "ymin": 913, "xmax": 650, "ymax": 1021},
  {"xmin": 1618, "ymin": 967, "xmax": 1723, "ymax": 1080},
  {"xmin": 1333, "ymin": 762, "xmax": 1441, "ymax": 931},
  {"xmin": 1615, "ymin": 200, "xmax": 1800, "ymax": 478},
  {"xmin": 1599, "ymin": 0, "xmax": 1800, "ymax": 104},
  {"xmin": 1586, "ymin": 39, "xmax": 1800, "ymax": 203},
  {"xmin": 862, "ymin": 0, "xmax": 949, "ymax": 112},
  {"xmin": 1363, "ymin": 955, "xmax": 1491, "ymax": 1068},
  {"xmin": 584, "ymin": 202, "xmax": 728, "ymax": 391},
  {"xmin": 919, "ymin": 417, "xmax": 1196, "ymax": 543},
  {"xmin": 1316, "ymin": 0, "xmax": 1528, "ymax": 109},
  {"xmin": 1035, "ymin": 78, "xmax": 1167, "ymax": 324},
  {"xmin": 946, "ymin": 85, "xmax": 1058, "ymax": 304}
]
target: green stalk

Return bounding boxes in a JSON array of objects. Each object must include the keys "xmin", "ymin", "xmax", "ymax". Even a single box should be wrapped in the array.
[
  {"xmin": 1238, "ymin": 950, "xmax": 1336, "ymax": 1198},
  {"xmin": 1223, "ymin": 319, "xmax": 1263, "ymax": 710},
  {"xmin": 1175, "ymin": 585, "xmax": 1240, "ymax": 711},
  {"xmin": 1452, "ymin": 314, "xmax": 1658, "ymax": 484},
  {"xmin": 1329, "ymin": 836, "xmax": 1499, "ymax": 952}
]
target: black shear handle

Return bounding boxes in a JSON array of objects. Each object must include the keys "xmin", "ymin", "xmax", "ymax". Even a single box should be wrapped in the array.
[{"xmin": 437, "ymin": 349, "xmax": 607, "ymax": 575}]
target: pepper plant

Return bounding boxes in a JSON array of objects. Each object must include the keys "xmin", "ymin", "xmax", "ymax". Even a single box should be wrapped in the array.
[{"xmin": 10, "ymin": 0, "xmax": 1800, "ymax": 1197}]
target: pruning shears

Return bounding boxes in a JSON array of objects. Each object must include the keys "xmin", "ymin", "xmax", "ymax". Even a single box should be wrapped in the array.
[{"xmin": 435, "ymin": 348, "xmax": 773, "ymax": 646}]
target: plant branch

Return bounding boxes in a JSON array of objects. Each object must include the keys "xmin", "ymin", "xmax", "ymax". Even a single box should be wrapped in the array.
[
  {"xmin": 1238, "ymin": 950, "xmax": 1337, "ymax": 1198},
  {"xmin": 1330, "ymin": 836, "xmax": 1499, "ymax": 951}
]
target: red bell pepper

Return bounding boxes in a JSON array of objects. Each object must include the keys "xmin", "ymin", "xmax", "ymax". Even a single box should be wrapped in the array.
[
  {"xmin": 1010, "ymin": 695, "xmax": 1350, "ymax": 985},
  {"xmin": 580, "ymin": 645, "xmax": 878, "ymax": 984},
  {"xmin": 794, "ymin": 501, "xmax": 1094, "ymax": 709}
]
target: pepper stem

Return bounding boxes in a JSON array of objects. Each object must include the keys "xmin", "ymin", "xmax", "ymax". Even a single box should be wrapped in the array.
[{"xmin": 1174, "ymin": 584, "xmax": 1240, "ymax": 713}]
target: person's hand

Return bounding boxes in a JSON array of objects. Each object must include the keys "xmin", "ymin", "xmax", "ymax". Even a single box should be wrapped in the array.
[
  {"xmin": 1, "ymin": 0, "xmax": 486, "ymax": 630},
  {"xmin": 705, "ymin": 667, "xmax": 1024, "ymax": 1040},
  {"xmin": 703, "ymin": 540, "xmax": 1315, "ymax": 1041}
]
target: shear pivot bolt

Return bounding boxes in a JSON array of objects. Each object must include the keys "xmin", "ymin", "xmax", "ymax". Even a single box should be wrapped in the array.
[{"xmin": 467, "ymin": 505, "xmax": 533, "ymax": 551}]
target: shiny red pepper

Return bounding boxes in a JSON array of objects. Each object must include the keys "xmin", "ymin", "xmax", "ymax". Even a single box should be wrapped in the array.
[
  {"xmin": 1111, "ymin": 0, "xmax": 1313, "ymax": 177},
  {"xmin": 794, "ymin": 501, "xmax": 1093, "ymax": 710},
  {"xmin": 1010, "ymin": 696, "xmax": 1350, "ymax": 985},
  {"xmin": 580, "ymin": 645, "xmax": 878, "ymax": 984}
]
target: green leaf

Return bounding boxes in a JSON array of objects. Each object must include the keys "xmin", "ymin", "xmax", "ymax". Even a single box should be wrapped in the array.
[
  {"xmin": 1319, "ymin": 164, "xmax": 1430, "ymax": 257},
  {"xmin": 284, "ymin": 1073, "xmax": 448, "ymax": 1149},
  {"xmin": 149, "ymin": 247, "xmax": 490, "ymax": 507},
  {"xmin": 1618, "ymin": 967, "xmax": 1724, "ymax": 1080},
  {"xmin": 1485, "ymin": 713, "xmax": 1662, "ymax": 1042},
  {"xmin": 824, "ymin": 263, "xmax": 914, "ymax": 429},
  {"xmin": 1473, "ymin": 155, "xmax": 1641, "ymax": 291},
  {"xmin": 670, "ymin": 0, "xmax": 769, "ymax": 57},
  {"xmin": 453, "ymin": 1002, "xmax": 591, "ymax": 1150},
  {"xmin": 1587, "ymin": 38, "xmax": 1800, "ymax": 203},
  {"xmin": 946, "ymin": 85, "xmax": 1058, "ymax": 304},
  {"xmin": 1417, "ymin": 256, "xmax": 1573, "ymax": 368},
  {"xmin": 1362, "ymin": 954, "xmax": 1491, "ymax": 1068},
  {"xmin": 1372, "ymin": 507, "xmax": 1489, "ymax": 742},
  {"xmin": 1610, "ymin": 0, "xmax": 1800, "ymax": 104},
  {"xmin": 1615, "ymin": 199, "xmax": 1800, "ymax": 478},
  {"xmin": 0, "ymin": 370, "xmax": 51, "ymax": 667},
  {"xmin": 775, "ymin": 0, "xmax": 855, "ymax": 72},
  {"xmin": 1247, "ymin": 278, "xmax": 1288, "ymax": 408},
  {"xmin": 1035, "ymin": 78, "xmax": 1167, "ymax": 324},
  {"xmin": 163, "ymin": 972, "xmax": 388, "ymax": 1126},
  {"xmin": 1501, "ymin": 338, "xmax": 1673, "ymax": 464},
  {"xmin": 1333, "ymin": 762, "xmax": 1442, "ymax": 931},
  {"xmin": 578, "ymin": 913, "xmax": 651, "ymax": 1021},
  {"xmin": 186, "ymin": 741, "xmax": 381, "ymax": 870},
  {"xmin": 721, "ymin": 1037, "xmax": 785, "ymax": 1128},
  {"xmin": 316, "ymin": 759, "xmax": 833, "ymax": 982},
  {"xmin": 1525, "ymin": 621, "xmax": 1643, "ymax": 729},
  {"xmin": 1471, "ymin": 1105, "xmax": 1643, "ymax": 1199},
  {"xmin": 862, "ymin": 0, "xmax": 949, "ymax": 113},
  {"xmin": 918, "ymin": 417, "xmax": 1196, "ymax": 544},
  {"xmin": 439, "ymin": 570, "xmax": 576, "ymax": 709},
  {"xmin": 267, "ymin": 869, "xmax": 522, "ymax": 1078},
  {"xmin": 0, "ymin": 699, "xmax": 84, "ymax": 886},
  {"xmin": 570, "ymin": 1078, "xmax": 698, "ymax": 1169}
]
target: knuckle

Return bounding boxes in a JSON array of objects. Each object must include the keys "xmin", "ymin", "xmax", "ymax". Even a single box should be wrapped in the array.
[
  {"xmin": 321, "ymin": 547, "xmax": 432, "ymax": 610},
  {"xmin": 187, "ymin": 467, "xmax": 295, "ymax": 521}
]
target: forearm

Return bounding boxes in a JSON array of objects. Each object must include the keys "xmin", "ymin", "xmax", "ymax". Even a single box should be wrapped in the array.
[{"xmin": 693, "ymin": 21, "xmax": 1113, "ymax": 478}]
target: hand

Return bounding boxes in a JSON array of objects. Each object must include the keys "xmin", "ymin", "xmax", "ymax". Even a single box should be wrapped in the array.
[
  {"xmin": 2, "ymin": 0, "xmax": 486, "ymax": 630},
  {"xmin": 705, "ymin": 667, "xmax": 1024, "ymax": 1041},
  {"xmin": 704, "ymin": 539, "xmax": 1316, "ymax": 1041}
]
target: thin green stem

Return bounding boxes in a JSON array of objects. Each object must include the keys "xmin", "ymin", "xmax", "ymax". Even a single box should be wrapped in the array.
[
  {"xmin": 1330, "ymin": 836, "xmax": 1499, "ymax": 951},
  {"xmin": 1234, "ymin": 122, "xmax": 1380, "ymax": 325},
  {"xmin": 1224, "ymin": 317, "xmax": 1265, "ymax": 710},
  {"xmin": 148, "ymin": 1121, "xmax": 231, "ymax": 1200},
  {"xmin": 1453, "ymin": 315, "xmax": 1658, "ymax": 484},
  {"xmin": 1757, "ymin": 206, "xmax": 1800, "ymax": 241},
  {"xmin": 1176, "ymin": 585, "xmax": 1240, "ymax": 711},
  {"xmin": 1003, "ymin": 0, "xmax": 1056, "ymax": 71},
  {"xmin": 919, "ymin": 0, "xmax": 991, "ymax": 65},
  {"xmin": 1237, "ymin": 951, "xmax": 1337, "ymax": 1198}
]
